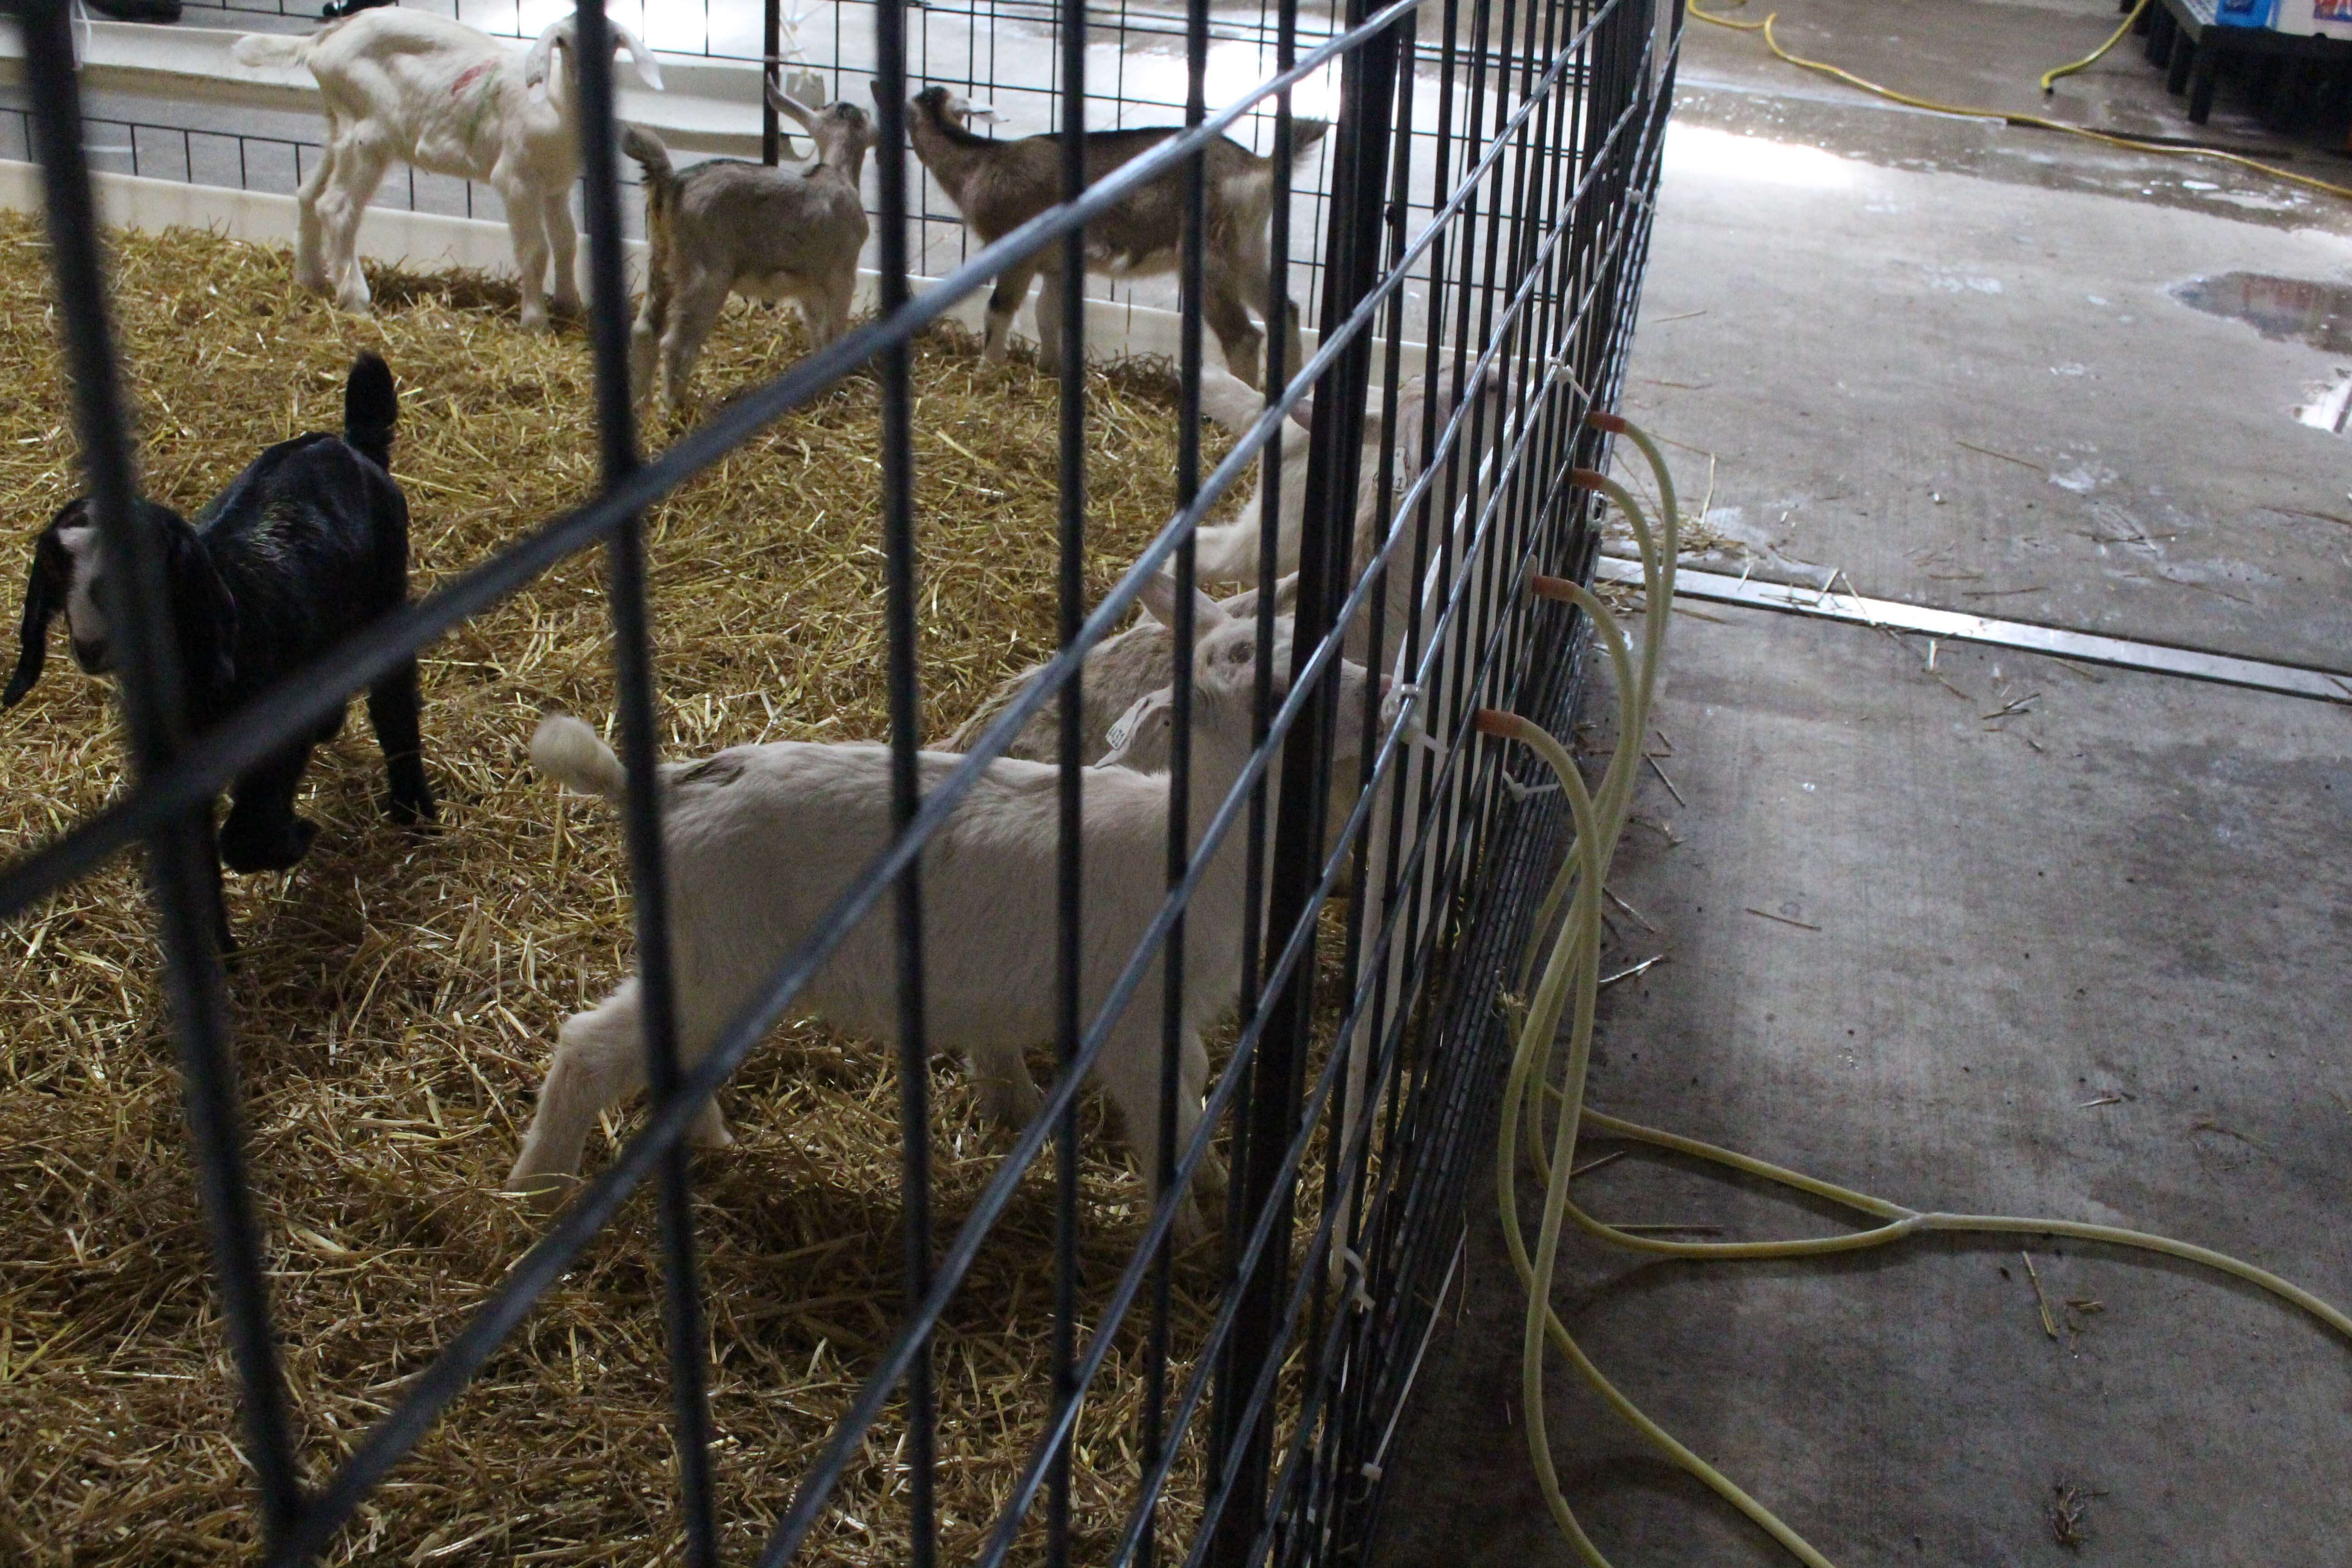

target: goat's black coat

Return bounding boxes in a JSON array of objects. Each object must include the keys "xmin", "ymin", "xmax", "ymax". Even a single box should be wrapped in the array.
[{"xmin": 6, "ymin": 351, "xmax": 433, "ymax": 947}]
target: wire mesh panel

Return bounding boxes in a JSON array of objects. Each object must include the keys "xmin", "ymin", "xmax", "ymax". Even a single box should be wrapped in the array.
[{"xmin": 0, "ymin": 0, "xmax": 1675, "ymax": 1560}]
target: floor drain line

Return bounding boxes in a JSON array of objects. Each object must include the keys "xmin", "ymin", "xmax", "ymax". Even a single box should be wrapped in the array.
[{"xmin": 1597, "ymin": 555, "xmax": 2352, "ymax": 707}]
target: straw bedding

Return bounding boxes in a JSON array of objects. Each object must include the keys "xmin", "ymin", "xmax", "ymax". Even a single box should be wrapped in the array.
[{"xmin": 0, "ymin": 214, "xmax": 1302, "ymax": 1566}]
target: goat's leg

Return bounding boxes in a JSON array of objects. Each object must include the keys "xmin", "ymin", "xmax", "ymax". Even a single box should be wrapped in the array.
[
  {"xmin": 508, "ymin": 980, "xmax": 650, "ymax": 1197},
  {"xmin": 366, "ymin": 657, "xmax": 436, "ymax": 827},
  {"xmin": 218, "ymin": 743, "xmax": 319, "ymax": 874},
  {"xmin": 659, "ymin": 273, "xmax": 730, "ymax": 410},
  {"xmin": 1033, "ymin": 266, "xmax": 1073, "ymax": 371},
  {"xmin": 965, "ymin": 1039, "xmax": 1043, "ymax": 1130},
  {"xmin": 1181, "ymin": 1027, "xmax": 1226, "ymax": 1200},
  {"xmin": 315, "ymin": 135, "xmax": 392, "ymax": 314},
  {"xmin": 630, "ymin": 266, "xmax": 670, "ymax": 405},
  {"xmin": 498, "ymin": 175, "xmax": 556, "ymax": 331},
  {"xmin": 1200, "ymin": 268, "xmax": 1265, "ymax": 392},
  {"xmin": 984, "ymin": 260, "xmax": 1039, "ymax": 363},
  {"xmin": 802, "ymin": 273, "xmax": 853, "ymax": 353},
  {"xmin": 1096, "ymin": 1019, "xmax": 1213, "ymax": 1246},
  {"xmin": 293, "ymin": 129, "xmax": 338, "ymax": 295},
  {"xmin": 543, "ymin": 188, "xmax": 582, "ymax": 316},
  {"xmin": 195, "ymin": 808, "xmax": 239, "ymax": 960}
]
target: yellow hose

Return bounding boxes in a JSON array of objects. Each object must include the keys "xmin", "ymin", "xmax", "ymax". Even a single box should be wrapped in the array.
[
  {"xmin": 2041, "ymin": 0, "xmax": 2152, "ymax": 94},
  {"xmin": 1487, "ymin": 414, "xmax": 2352, "ymax": 1568},
  {"xmin": 1687, "ymin": 1, "xmax": 2352, "ymax": 203}
]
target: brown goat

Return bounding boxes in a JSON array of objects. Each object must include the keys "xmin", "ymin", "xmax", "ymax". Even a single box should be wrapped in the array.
[{"xmin": 892, "ymin": 84, "xmax": 1328, "ymax": 389}]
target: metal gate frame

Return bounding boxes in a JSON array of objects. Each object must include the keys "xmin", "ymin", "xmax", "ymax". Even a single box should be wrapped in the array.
[{"xmin": 0, "ymin": 0, "xmax": 1677, "ymax": 1559}]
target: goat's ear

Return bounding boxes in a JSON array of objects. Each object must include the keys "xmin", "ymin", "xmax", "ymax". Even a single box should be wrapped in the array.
[
  {"xmin": 1289, "ymin": 118, "xmax": 1333, "ymax": 155},
  {"xmin": 160, "ymin": 514, "xmax": 235, "ymax": 710},
  {"xmin": 1287, "ymin": 395, "xmax": 1313, "ymax": 431},
  {"xmin": 4, "ymin": 522, "xmax": 73, "ymax": 708},
  {"xmin": 1140, "ymin": 571, "xmax": 1229, "ymax": 633},
  {"xmin": 523, "ymin": 18, "xmax": 570, "ymax": 88},
  {"xmin": 612, "ymin": 24, "xmax": 664, "ymax": 91},
  {"xmin": 764, "ymin": 78, "xmax": 822, "ymax": 131}
]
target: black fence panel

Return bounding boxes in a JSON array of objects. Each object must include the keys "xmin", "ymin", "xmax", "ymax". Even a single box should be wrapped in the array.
[{"xmin": 0, "ymin": 0, "xmax": 1677, "ymax": 1558}]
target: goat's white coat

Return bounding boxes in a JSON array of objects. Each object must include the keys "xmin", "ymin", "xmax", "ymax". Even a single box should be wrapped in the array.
[
  {"xmin": 506, "ymin": 593, "xmax": 1374, "ymax": 1242},
  {"xmin": 233, "ymin": 12, "xmax": 663, "ymax": 330}
]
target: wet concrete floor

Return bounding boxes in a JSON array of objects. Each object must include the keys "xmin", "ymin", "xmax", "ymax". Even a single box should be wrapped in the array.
[{"xmin": 1370, "ymin": 3, "xmax": 2352, "ymax": 1565}]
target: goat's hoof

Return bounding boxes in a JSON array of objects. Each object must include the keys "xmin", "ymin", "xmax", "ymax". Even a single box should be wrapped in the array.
[
  {"xmin": 1194, "ymin": 1149, "xmax": 1230, "ymax": 1203},
  {"xmin": 1172, "ymin": 1199, "xmax": 1215, "ymax": 1252},
  {"xmin": 220, "ymin": 816, "xmax": 317, "ymax": 874},
  {"xmin": 975, "ymin": 1078, "xmax": 1043, "ymax": 1131},
  {"xmin": 384, "ymin": 790, "xmax": 441, "ymax": 830},
  {"xmin": 687, "ymin": 1100, "xmax": 735, "ymax": 1150}
]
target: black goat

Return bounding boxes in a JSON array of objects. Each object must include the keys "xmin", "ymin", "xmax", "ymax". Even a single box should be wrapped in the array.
[{"xmin": 5, "ymin": 351, "xmax": 435, "ymax": 947}]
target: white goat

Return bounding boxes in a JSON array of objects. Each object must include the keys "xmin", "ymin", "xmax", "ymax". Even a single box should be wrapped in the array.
[
  {"xmin": 506, "ymin": 580, "xmax": 1378, "ymax": 1244},
  {"xmin": 233, "ymin": 12, "xmax": 664, "ymax": 330},
  {"xmin": 622, "ymin": 76, "xmax": 876, "ymax": 409},
  {"xmin": 1192, "ymin": 363, "xmax": 1503, "ymax": 607},
  {"xmin": 949, "ymin": 363, "xmax": 1499, "ymax": 771}
]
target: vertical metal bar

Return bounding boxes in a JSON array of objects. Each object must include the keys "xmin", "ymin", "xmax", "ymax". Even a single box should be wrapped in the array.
[
  {"xmin": 1215, "ymin": 0, "xmax": 1297, "ymax": 1495},
  {"xmin": 762, "ymin": 0, "xmax": 782, "ymax": 167},
  {"xmin": 1210, "ymin": 5, "xmax": 1401, "ymax": 1564},
  {"xmin": 1141, "ymin": 0, "xmax": 1210, "ymax": 1554},
  {"xmin": 15, "ymin": 0, "xmax": 306, "ymax": 1552},
  {"xmin": 571, "ymin": 4, "xmax": 719, "ymax": 1564},
  {"xmin": 872, "ymin": 0, "xmax": 938, "ymax": 1561},
  {"xmin": 1315, "ymin": 22, "xmax": 1420, "ymax": 1546},
  {"xmin": 1047, "ymin": 0, "xmax": 1088, "ymax": 1555},
  {"xmin": 1337, "ymin": 10, "xmax": 1464, "ymax": 1515}
]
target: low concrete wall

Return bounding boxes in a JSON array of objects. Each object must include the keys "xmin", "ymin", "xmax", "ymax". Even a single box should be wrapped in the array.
[
  {"xmin": 0, "ymin": 20, "xmax": 765, "ymax": 157},
  {"xmin": 0, "ymin": 157, "xmax": 1407, "ymax": 378}
]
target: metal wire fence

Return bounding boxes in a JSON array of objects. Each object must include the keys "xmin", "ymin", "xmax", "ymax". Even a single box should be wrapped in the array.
[
  {"xmin": 28, "ymin": 0, "xmax": 1603, "ymax": 339},
  {"xmin": 0, "ymin": 0, "xmax": 1676, "ymax": 1559}
]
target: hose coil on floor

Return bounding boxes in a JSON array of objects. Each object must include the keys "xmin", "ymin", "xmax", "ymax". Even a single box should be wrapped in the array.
[
  {"xmin": 1686, "ymin": 0, "xmax": 2352, "ymax": 203},
  {"xmin": 1485, "ymin": 414, "xmax": 2352, "ymax": 1568}
]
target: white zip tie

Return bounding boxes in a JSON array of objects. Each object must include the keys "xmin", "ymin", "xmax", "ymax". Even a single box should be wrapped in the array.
[{"xmin": 1341, "ymin": 1246, "xmax": 1376, "ymax": 1314}]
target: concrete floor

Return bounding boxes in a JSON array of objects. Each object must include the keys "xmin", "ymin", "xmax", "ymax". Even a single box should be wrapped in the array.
[{"xmin": 1371, "ymin": 3, "xmax": 2352, "ymax": 1564}]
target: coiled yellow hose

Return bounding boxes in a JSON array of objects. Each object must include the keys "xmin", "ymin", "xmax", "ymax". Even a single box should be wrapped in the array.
[
  {"xmin": 1685, "ymin": 1, "xmax": 2352, "ymax": 204},
  {"xmin": 1484, "ymin": 413, "xmax": 2352, "ymax": 1568}
]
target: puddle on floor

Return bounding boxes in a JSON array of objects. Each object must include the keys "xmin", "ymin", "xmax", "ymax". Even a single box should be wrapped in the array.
[
  {"xmin": 2173, "ymin": 272, "xmax": 2352, "ymax": 435},
  {"xmin": 2171, "ymin": 271, "xmax": 2352, "ymax": 355}
]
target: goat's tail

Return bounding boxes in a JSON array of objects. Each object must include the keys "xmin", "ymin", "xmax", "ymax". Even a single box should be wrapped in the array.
[
  {"xmin": 230, "ymin": 31, "xmax": 318, "ymax": 70},
  {"xmin": 532, "ymin": 714, "xmax": 629, "ymax": 801},
  {"xmin": 342, "ymin": 351, "xmax": 398, "ymax": 471},
  {"xmin": 621, "ymin": 124, "xmax": 678, "ymax": 277},
  {"xmin": 620, "ymin": 124, "xmax": 676, "ymax": 194},
  {"xmin": 1288, "ymin": 118, "xmax": 1333, "ymax": 161}
]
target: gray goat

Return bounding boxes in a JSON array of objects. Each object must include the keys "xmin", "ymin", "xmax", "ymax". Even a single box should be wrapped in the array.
[
  {"xmin": 896, "ymin": 84, "xmax": 1327, "ymax": 390},
  {"xmin": 622, "ymin": 76, "xmax": 876, "ymax": 409}
]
